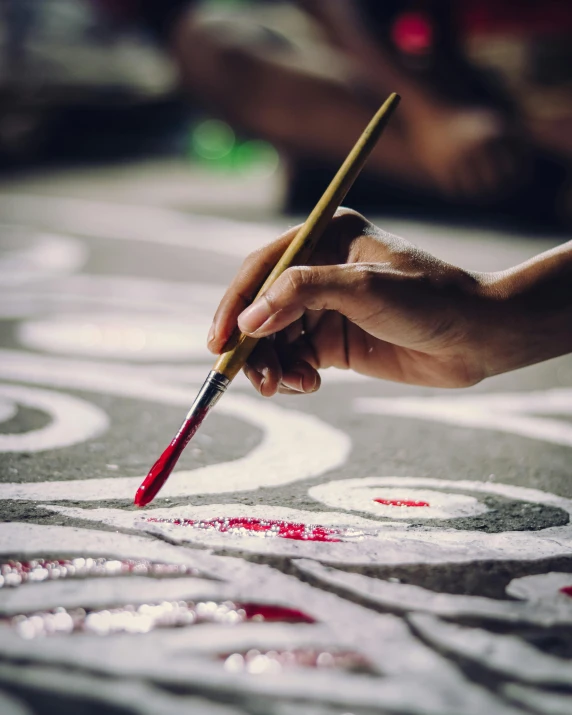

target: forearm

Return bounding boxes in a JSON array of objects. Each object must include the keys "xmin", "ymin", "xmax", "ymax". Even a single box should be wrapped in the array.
[{"xmin": 478, "ymin": 241, "xmax": 572, "ymax": 375}]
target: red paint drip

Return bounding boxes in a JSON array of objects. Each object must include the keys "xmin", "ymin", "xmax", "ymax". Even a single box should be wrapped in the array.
[
  {"xmin": 147, "ymin": 516, "xmax": 343, "ymax": 542},
  {"xmin": 0, "ymin": 558, "xmax": 199, "ymax": 588},
  {"xmin": 135, "ymin": 408, "xmax": 207, "ymax": 507},
  {"xmin": 560, "ymin": 586, "xmax": 572, "ymax": 597},
  {"xmin": 6, "ymin": 600, "xmax": 314, "ymax": 638},
  {"xmin": 222, "ymin": 647, "xmax": 371, "ymax": 673},
  {"xmin": 374, "ymin": 498, "xmax": 430, "ymax": 507}
]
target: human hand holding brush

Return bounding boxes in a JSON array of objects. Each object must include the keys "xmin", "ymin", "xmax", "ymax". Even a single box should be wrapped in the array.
[
  {"xmin": 135, "ymin": 94, "xmax": 401, "ymax": 506},
  {"xmin": 137, "ymin": 91, "xmax": 570, "ymax": 508},
  {"xmin": 208, "ymin": 211, "xmax": 572, "ymax": 391}
]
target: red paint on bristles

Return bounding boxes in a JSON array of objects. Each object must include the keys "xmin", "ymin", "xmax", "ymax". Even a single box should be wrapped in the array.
[{"xmin": 134, "ymin": 408, "xmax": 207, "ymax": 507}]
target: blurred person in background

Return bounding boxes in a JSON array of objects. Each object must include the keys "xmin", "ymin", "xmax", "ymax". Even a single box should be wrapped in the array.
[
  {"xmin": 2, "ymin": 0, "xmax": 572, "ymax": 225},
  {"xmin": 165, "ymin": 0, "xmax": 572, "ymax": 223}
]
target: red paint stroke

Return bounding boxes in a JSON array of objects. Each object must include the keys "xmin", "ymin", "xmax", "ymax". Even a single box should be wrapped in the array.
[
  {"xmin": 135, "ymin": 408, "xmax": 207, "ymax": 507},
  {"xmin": 147, "ymin": 516, "xmax": 342, "ymax": 542},
  {"xmin": 221, "ymin": 647, "xmax": 370, "ymax": 673},
  {"xmin": 560, "ymin": 586, "xmax": 572, "ymax": 597},
  {"xmin": 6, "ymin": 600, "xmax": 314, "ymax": 638},
  {"xmin": 374, "ymin": 498, "xmax": 430, "ymax": 507},
  {"xmin": 238, "ymin": 603, "xmax": 314, "ymax": 623},
  {"xmin": 0, "ymin": 558, "xmax": 199, "ymax": 589}
]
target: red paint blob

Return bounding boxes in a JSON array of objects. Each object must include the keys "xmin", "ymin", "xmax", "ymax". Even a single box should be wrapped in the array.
[
  {"xmin": 135, "ymin": 409, "xmax": 207, "ymax": 507},
  {"xmin": 0, "ymin": 558, "xmax": 199, "ymax": 588},
  {"xmin": 374, "ymin": 498, "xmax": 430, "ymax": 507},
  {"xmin": 237, "ymin": 603, "xmax": 314, "ymax": 623},
  {"xmin": 560, "ymin": 586, "xmax": 572, "ymax": 597},
  {"xmin": 147, "ymin": 516, "xmax": 343, "ymax": 542}
]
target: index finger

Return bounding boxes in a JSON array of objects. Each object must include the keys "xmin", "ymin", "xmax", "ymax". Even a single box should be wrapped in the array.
[{"xmin": 208, "ymin": 226, "xmax": 299, "ymax": 353}]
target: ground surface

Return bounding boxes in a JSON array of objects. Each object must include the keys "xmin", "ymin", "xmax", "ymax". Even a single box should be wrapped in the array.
[{"xmin": 0, "ymin": 160, "xmax": 571, "ymax": 715}]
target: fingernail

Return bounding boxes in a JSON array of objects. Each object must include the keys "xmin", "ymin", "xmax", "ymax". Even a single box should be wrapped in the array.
[
  {"xmin": 207, "ymin": 324, "xmax": 215, "ymax": 345},
  {"xmin": 281, "ymin": 372, "xmax": 305, "ymax": 393},
  {"xmin": 238, "ymin": 300, "xmax": 272, "ymax": 335}
]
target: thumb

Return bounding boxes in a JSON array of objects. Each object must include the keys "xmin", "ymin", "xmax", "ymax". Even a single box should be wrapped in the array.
[{"xmin": 237, "ymin": 264, "xmax": 364, "ymax": 337}]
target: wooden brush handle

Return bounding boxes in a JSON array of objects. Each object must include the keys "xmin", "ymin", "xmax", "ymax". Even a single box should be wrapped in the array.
[{"xmin": 214, "ymin": 92, "xmax": 401, "ymax": 381}]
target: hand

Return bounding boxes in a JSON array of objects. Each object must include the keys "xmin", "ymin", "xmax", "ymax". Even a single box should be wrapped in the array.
[{"xmin": 208, "ymin": 209, "xmax": 508, "ymax": 396}]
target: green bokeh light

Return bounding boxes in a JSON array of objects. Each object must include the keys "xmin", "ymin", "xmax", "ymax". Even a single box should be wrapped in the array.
[
  {"xmin": 234, "ymin": 140, "xmax": 280, "ymax": 177},
  {"xmin": 188, "ymin": 119, "xmax": 280, "ymax": 175},
  {"xmin": 191, "ymin": 119, "xmax": 235, "ymax": 161}
]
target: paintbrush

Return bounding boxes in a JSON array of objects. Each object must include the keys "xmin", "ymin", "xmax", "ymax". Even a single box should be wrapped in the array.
[{"xmin": 134, "ymin": 92, "xmax": 401, "ymax": 507}]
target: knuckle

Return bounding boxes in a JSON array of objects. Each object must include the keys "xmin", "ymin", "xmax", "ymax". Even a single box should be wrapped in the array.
[
  {"xmin": 245, "ymin": 244, "xmax": 270, "ymax": 267},
  {"xmin": 242, "ymin": 249, "xmax": 262, "ymax": 273},
  {"xmin": 268, "ymin": 266, "xmax": 315, "ymax": 310},
  {"xmin": 332, "ymin": 207, "xmax": 369, "ymax": 234},
  {"xmin": 333, "ymin": 206, "xmax": 361, "ymax": 220},
  {"xmin": 353, "ymin": 264, "xmax": 380, "ymax": 293},
  {"xmin": 284, "ymin": 266, "xmax": 311, "ymax": 294}
]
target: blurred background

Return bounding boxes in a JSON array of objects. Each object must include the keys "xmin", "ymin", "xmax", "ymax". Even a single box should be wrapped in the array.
[{"xmin": 1, "ymin": 0, "xmax": 572, "ymax": 229}]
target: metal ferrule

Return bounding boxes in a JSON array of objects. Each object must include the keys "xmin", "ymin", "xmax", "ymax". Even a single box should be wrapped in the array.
[{"xmin": 185, "ymin": 371, "xmax": 230, "ymax": 419}]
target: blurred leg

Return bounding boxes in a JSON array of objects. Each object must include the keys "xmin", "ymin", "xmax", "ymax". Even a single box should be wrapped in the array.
[{"xmin": 170, "ymin": 6, "xmax": 428, "ymax": 190}]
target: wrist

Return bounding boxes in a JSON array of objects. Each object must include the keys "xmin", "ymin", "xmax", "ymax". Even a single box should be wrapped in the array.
[{"xmin": 472, "ymin": 251, "xmax": 572, "ymax": 377}]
